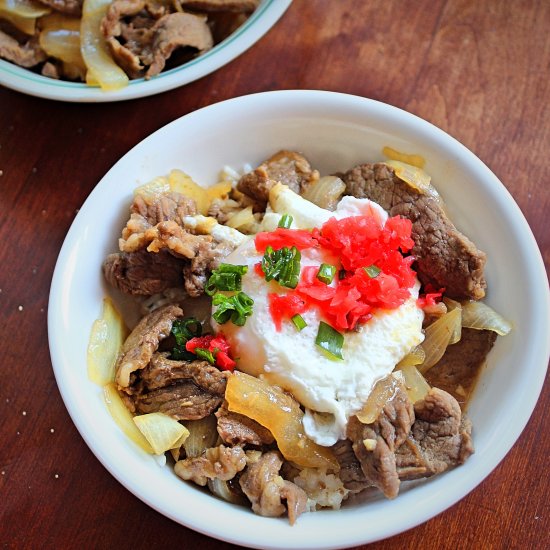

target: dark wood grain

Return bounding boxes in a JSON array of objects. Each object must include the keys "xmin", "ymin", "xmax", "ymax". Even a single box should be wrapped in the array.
[{"xmin": 0, "ymin": 1, "xmax": 548, "ymax": 548}]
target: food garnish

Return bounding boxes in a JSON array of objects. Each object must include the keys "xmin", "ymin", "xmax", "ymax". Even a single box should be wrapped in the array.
[{"xmin": 212, "ymin": 292, "xmax": 254, "ymax": 327}]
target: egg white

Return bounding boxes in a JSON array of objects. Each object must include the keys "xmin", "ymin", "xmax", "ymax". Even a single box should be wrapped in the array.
[{"xmin": 213, "ymin": 193, "xmax": 424, "ymax": 445}]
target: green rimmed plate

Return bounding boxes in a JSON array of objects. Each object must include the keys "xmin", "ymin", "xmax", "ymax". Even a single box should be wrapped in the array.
[{"xmin": 0, "ymin": 0, "xmax": 291, "ymax": 102}]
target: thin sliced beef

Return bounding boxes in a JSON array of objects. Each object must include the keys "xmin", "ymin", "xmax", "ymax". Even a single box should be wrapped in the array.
[
  {"xmin": 396, "ymin": 388, "xmax": 474, "ymax": 480},
  {"xmin": 331, "ymin": 439, "xmax": 371, "ymax": 494},
  {"xmin": 239, "ymin": 451, "xmax": 308, "ymax": 525},
  {"xmin": 347, "ymin": 379, "xmax": 414, "ymax": 499},
  {"xmin": 115, "ymin": 304, "xmax": 183, "ymax": 387},
  {"xmin": 120, "ymin": 192, "xmax": 198, "ymax": 252},
  {"xmin": 424, "ymin": 328, "xmax": 497, "ymax": 408},
  {"xmin": 347, "ymin": 384, "xmax": 473, "ymax": 499},
  {"xmin": 107, "ymin": 191, "xmax": 236, "ymax": 297},
  {"xmin": 182, "ymin": 236, "xmax": 235, "ymax": 297},
  {"xmin": 131, "ymin": 192, "xmax": 197, "ymax": 226},
  {"xmin": 146, "ymin": 12, "xmax": 213, "ymax": 78},
  {"xmin": 0, "ymin": 30, "xmax": 46, "ymax": 68},
  {"xmin": 103, "ymin": 248, "xmax": 185, "ymax": 296},
  {"xmin": 102, "ymin": 1, "xmax": 212, "ymax": 79},
  {"xmin": 181, "ymin": 0, "xmax": 259, "ymax": 12},
  {"xmin": 237, "ymin": 150, "xmax": 320, "ymax": 210},
  {"xmin": 37, "ymin": 0, "xmax": 82, "ymax": 15},
  {"xmin": 126, "ymin": 352, "xmax": 229, "ymax": 420},
  {"xmin": 216, "ymin": 402, "xmax": 274, "ymax": 446},
  {"xmin": 342, "ymin": 163, "xmax": 487, "ymax": 300},
  {"xmin": 174, "ymin": 444, "xmax": 247, "ymax": 486}
]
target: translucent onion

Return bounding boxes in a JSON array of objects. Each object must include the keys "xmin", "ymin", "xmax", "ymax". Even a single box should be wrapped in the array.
[
  {"xmin": 301, "ymin": 175, "xmax": 346, "ymax": 211},
  {"xmin": 226, "ymin": 205, "xmax": 254, "ymax": 229},
  {"xmin": 39, "ymin": 14, "xmax": 85, "ymax": 70},
  {"xmin": 182, "ymin": 415, "xmax": 219, "ymax": 458},
  {"xmin": 418, "ymin": 307, "xmax": 462, "ymax": 374},
  {"xmin": 168, "ymin": 169, "xmax": 210, "ymax": 215},
  {"xmin": 356, "ymin": 372, "xmax": 404, "ymax": 424},
  {"xmin": 396, "ymin": 345, "xmax": 426, "ymax": 367},
  {"xmin": 133, "ymin": 412, "xmax": 190, "ymax": 455},
  {"xmin": 80, "ymin": 0, "xmax": 129, "ymax": 91},
  {"xmin": 397, "ymin": 365, "xmax": 431, "ymax": 403},
  {"xmin": 207, "ymin": 181, "xmax": 232, "ymax": 201},
  {"xmin": 133, "ymin": 176, "xmax": 170, "ymax": 201},
  {"xmin": 0, "ymin": 0, "xmax": 50, "ymax": 18},
  {"xmin": 443, "ymin": 297, "xmax": 462, "ymax": 344},
  {"xmin": 382, "ymin": 146, "xmax": 426, "ymax": 168},
  {"xmin": 384, "ymin": 159, "xmax": 445, "ymax": 210},
  {"xmin": 461, "ymin": 301, "xmax": 512, "ymax": 335},
  {"xmin": 0, "ymin": 9, "xmax": 35, "ymax": 34},
  {"xmin": 207, "ymin": 478, "xmax": 248, "ymax": 505},
  {"xmin": 226, "ymin": 371, "xmax": 338, "ymax": 470},
  {"xmin": 103, "ymin": 383, "xmax": 153, "ymax": 454},
  {"xmin": 87, "ymin": 296, "xmax": 128, "ymax": 386}
]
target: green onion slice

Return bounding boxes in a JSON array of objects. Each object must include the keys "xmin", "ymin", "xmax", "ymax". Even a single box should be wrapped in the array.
[
  {"xmin": 291, "ymin": 314, "xmax": 307, "ymax": 331},
  {"xmin": 261, "ymin": 246, "xmax": 301, "ymax": 289},
  {"xmin": 315, "ymin": 321, "xmax": 344, "ymax": 360},
  {"xmin": 205, "ymin": 263, "xmax": 248, "ymax": 296},
  {"xmin": 316, "ymin": 263, "xmax": 336, "ymax": 285},
  {"xmin": 364, "ymin": 265, "xmax": 381, "ymax": 278},
  {"xmin": 212, "ymin": 292, "xmax": 254, "ymax": 327},
  {"xmin": 195, "ymin": 347, "xmax": 216, "ymax": 364},
  {"xmin": 171, "ymin": 317, "xmax": 202, "ymax": 360},
  {"xmin": 278, "ymin": 213, "xmax": 293, "ymax": 228}
]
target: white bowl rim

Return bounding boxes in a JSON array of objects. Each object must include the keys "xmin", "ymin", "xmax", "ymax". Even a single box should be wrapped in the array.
[
  {"xmin": 0, "ymin": 0, "xmax": 291, "ymax": 103},
  {"xmin": 48, "ymin": 90, "xmax": 550, "ymax": 549}
]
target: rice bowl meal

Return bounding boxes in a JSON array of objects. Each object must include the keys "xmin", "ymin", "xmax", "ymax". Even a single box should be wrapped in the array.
[
  {"xmin": 48, "ymin": 91, "xmax": 550, "ymax": 548},
  {"xmin": 90, "ymin": 146, "xmax": 512, "ymax": 523}
]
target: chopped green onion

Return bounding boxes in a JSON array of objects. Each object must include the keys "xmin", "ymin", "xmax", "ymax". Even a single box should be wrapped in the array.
[
  {"xmin": 212, "ymin": 292, "xmax": 254, "ymax": 327},
  {"xmin": 364, "ymin": 265, "xmax": 381, "ymax": 278},
  {"xmin": 171, "ymin": 317, "xmax": 202, "ymax": 360},
  {"xmin": 261, "ymin": 246, "xmax": 301, "ymax": 289},
  {"xmin": 205, "ymin": 263, "xmax": 248, "ymax": 296},
  {"xmin": 291, "ymin": 314, "xmax": 307, "ymax": 331},
  {"xmin": 278, "ymin": 213, "xmax": 293, "ymax": 229},
  {"xmin": 195, "ymin": 347, "xmax": 216, "ymax": 364},
  {"xmin": 315, "ymin": 321, "xmax": 344, "ymax": 360},
  {"xmin": 316, "ymin": 263, "xmax": 336, "ymax": 285}
]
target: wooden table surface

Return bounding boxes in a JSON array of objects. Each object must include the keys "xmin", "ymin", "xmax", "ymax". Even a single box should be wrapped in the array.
[{"xmin": 1, "ymin": 1, "xmax": 548, "ymax": 548}]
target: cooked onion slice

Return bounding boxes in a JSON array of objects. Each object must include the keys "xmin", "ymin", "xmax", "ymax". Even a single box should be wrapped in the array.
[
  {"xmin": 397, "ymin": 365, "xmax": 431, "ymax": 403},
  {"xmin": 226, "ymin": 205, "xmax": 254, "ymax": 229},
  {"xmin": 356, "ymin": 372, "xmax": 404, "ymax": 424},
  {"xmin": 0, "ymin": 0, "xmax": 50, "ymax": 18},
  {"xmin": 418, "ymin": 307, "xmax": 462, "ymax": 374},
  {"xmin": 302, "ymin": 175, "xmax": 346, "ymax": 211},
  {"xmin": 461, "ymin": 300, "xmax": 512, "ymax": 335},
  {"xmin": 396, "ymin": 345, "xmax": 425, "ymax": 367},
  {"xmin": 207, "ymin": 478, "xmax": 247, "ymax": 505},
  {"xmin": 382, "ymin": 146, "xmax": 426, "ymax": 168},
  {"xmin": 40, "ymin": 14, "xmax": 85, "ymax": 71},
  {"xmin": 87, "ymin": 297, "xmax": 127, "ymax": 385},
  {"xmin": 81, "ymin": 0, "xmax": 129, "ymax": 90},
  {"xmin": 385, "ymin": 159, "xmax": 446, "ymax": 210},
  {"xmin": 225, "ymin": 371, "xmax": 338, "ymax": 470},
  {"xmin": 133, "ymin": 412, "xmax": 190, "ymax": 455},
  {"xmin": 168, "ymin": 169, "xmax": 210, "ymax": 215},
  {"xmin": 182, "ymin": 415, "xmax": 219, "ymax": 458},
  {"xmin": 103, "ymin": 383, "xmax": 153, "ymax": 454}
]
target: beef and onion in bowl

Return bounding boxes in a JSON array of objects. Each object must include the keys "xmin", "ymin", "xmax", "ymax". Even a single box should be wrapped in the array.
[
  {"xmin": 0, "ymin": 0, "xmax": 259, "ymax": 89},
  {"xmin": 89, "ymin": 149, "xmax": 511, "ymax": 524}
]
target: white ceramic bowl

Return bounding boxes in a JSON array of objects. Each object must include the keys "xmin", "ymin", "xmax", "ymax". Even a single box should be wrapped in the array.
[
  {"xmin": 48, "ymin": 90, "xmax": 550, "ymax": 549},
  {"xmin": 0, "ymin": 0, "xmax": 291, "ymax": 102}
]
